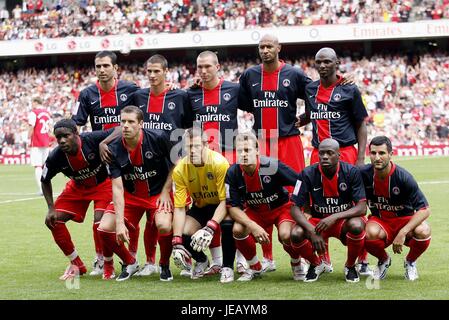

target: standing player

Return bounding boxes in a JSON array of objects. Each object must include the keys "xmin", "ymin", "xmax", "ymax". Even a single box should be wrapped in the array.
[
  {"xmin": 298, "ymin": 47, "xmax": 368, "ymax": 166},
  {"xmin": 297, "ymin": 47, "xmax": 370, "ymax": 274},
  {"xmin": 187, "ymin": 51, "xmax": 246, "ymax": 275},
  {"xmin": 227, "ymin": 132, "xmax": 307, "ymax": 281},
  {"xmin": 238, "ymin": 34, "xmax": 312, "ymax": 271},
  {"xmin": 361, "ymin": 136, "xmax": 431, "ymax": 281},
  {"xmin": 28, "ymin": 97, "xmax": 52, "ymax": 195},
  {"xmin": 171, "ymin": 128, "xmax": 233, "ymax": 282},
  {"xmin": 125, "ymin": 54, "xmax": 192, "ymax": 277},
  {"xmin": 290, "ymin": 138, "xmax": 367, "ymax": 283},
  {"xmin": 71, "ymin": 50, "xmax": 139, "ymax": 275},
  {"xmin": 97, "ymin": 106, "xmax": 175, "ymax": 281},
  {"xmin": 72, "ymin": 50, "xmax": 139, "ymax": 131},
  {"xmin": 41, "ymin": 119, "xmax": 113, "ymax": 280}
]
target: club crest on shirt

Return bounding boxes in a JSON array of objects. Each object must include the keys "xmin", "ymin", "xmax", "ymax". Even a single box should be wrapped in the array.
[
  {"xmin": 263, "ymin": 176, "xmax": 271, "ymax": 184},
  {"xmin": 339, "ymin": 182, "xmax": 347, "ymax": 191},
  {"xmin": 333, "ymin": 93, "xmax": 341, "ymax": 101},
  {"xmin": 120, "ymin": 94, "xmax": 128, "ymax": 102},
  {"xmin": 392, "ymin": 186, "xmax": 400, "ymax": 195},
  {"xmin": 145, "ymin": 151, "xmax": 153, "ymax": 159},
  {"xmin": 88, "ymin": 153, "xmax": 95, "ymax": 160},
  {"xmin": 207, "ymin": 172, "xmax": 214, "ymax": 180},
  {"xmin": 282, "ymin": 79, "xmax": 290, "ymax": 87},
  {"xmin": 223, "ymin": 93, "xmax": 231, "ymax": 101},
  {"xmin": 168, "ymin": 102, "xmax": 176, "ymax": 110}
]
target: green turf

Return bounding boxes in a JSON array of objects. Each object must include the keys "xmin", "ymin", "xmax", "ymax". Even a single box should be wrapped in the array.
[{"xmin": 0, "ymin": 157, "xmax": 448, "ymax": 300}]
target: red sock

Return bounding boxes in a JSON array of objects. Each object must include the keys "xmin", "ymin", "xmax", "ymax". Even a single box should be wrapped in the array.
[
  {"xmin": 98, "ymin": 229, "xmax": 135, "ymax": 265},
  {"xmin": 210, "ymin": 224, "xmax": 221, "ymax": 248},
  {"xmin": 406, "ymin": 237, "xmax": 431, "ymax": 262},
  {"xmin": 158, "ymin": 232, "xmax": 173, "ymax": 266},
  {"xmin": 93, "ymin": 222, "xmax": 102, "ymax": 257},
  {"xmin": 261, "ymin": 225, "xmax": 273, "ymax": 260},
  {"xmin": 282, "ymin": 242, "xmax": 300, "ymax": 260},
  {"xmin": 251, "ymin": 261, "xmax": 262, "ymax": 271},
  {"xmin": 71, "ymin": 256, "xmax": 85, "ymax": 268},
  {"xmin": 346, "ymin": 231, "xmax": 366, "ymax": 267},
  {"xmin": 292, "ymin": 239, "xmax": 321, "ymax": 266},
  {"xmin": 144, "ymin": 220, "xmax": 158, "ymax": 263},
  {"xmin": 358, "ymin": 248, "xmax": 369, "ymax": 263},
  {"xmin": 234, "ymin": 235, "xmax": 257, "ymax": 261},
  {"xmin": 128, "ymin": 224, "xmax": 140, "ymax": 257},
  {"xmin": 51, "ymin": 222, "xmax": 75, "ymax": 256},
  {"xmin": 98, "ymin": 229, "xmax": 114, "ymax": 259},
  {"xmin": 365, "ymin": 238, "xmax": 389, "ymax": 262}
]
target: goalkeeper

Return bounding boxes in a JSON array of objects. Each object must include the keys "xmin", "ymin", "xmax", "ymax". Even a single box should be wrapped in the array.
[{"xmin": 171, "ymin": 126, "xmax": 235, "ymax": 283}]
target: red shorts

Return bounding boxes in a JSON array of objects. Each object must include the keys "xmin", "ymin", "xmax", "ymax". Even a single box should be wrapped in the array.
[
  {"xmin": 311, "ymin": 145, "xmax": 358, "ymax": 165},
  {"xmin": 246, "ymin": 202, "xmax": 295, "ymax": 230},
  {"xmin": 55, "ymin": 179, "xmax": 112, "ymax": 223},
  {"xmin": 368, "ymin": 214, "xmax": 413, "ymax": 246},
  {"xmin": 261, "ymin": 135, "xmax": 305, "ymax": 173},
  {"xmin": 308, "ymin": 215, "xmax": 368, "ymax": 244},
  {"xmin": 104, "ymin": 192, "xmax": 169, "ymax": 230}
]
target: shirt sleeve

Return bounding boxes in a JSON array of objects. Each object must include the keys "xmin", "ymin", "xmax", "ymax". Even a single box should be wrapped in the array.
[
  {"xmin": 89, "ymin": 128, "xmax": 114, "ymax": 144},
  {"xmin": 215, "ymin": 159, "xmax": 230, "ymax": 201},
  {"xmin": 71, "ymin": 90, "xmax": 89, "ymax": 126},
  {"xmin": 225, "ymin": 167, "xmax": 244, "ymax": 209},
  {"xmin": 106, "ymin": 146, "xmax": 122, "ymax": 179},
  {"xmin": 351, "ymin": 86, "xmax": 369, "ymax": 122},
  {"xmin": 291, "ymin": 172, "xmax": 309, "ymax": 209},
  {"xmin": 276, "ymin": 159, "xmax": 300, "ymax": 187},
  {"xmin": 237, "ymin": 72, "xmax": 254, "ymax": 112},
  {"xmin": 349, "ymin": 167, "xmax": 367, "ymax": 202},
  {"xmin": 172, "ymin": 166, "xmax": 188, "ymax": 208},
  {"xmin": 40, "ymin": 153, "xmax": 60, "ymax": 183},
  {"xmin": 404, "ymin": 172, "xmax": 429, "ymax": 211},
  {"xmin": 295, "ymin": 68, "xmax": 313, "ymax": 101},
  {"xmin": 157, "ymin": 130, "xmax": 176, "ymax": 167},
  {"xmin": 181, "ymin": 90, "xmax": 194, "ymax": 129}
]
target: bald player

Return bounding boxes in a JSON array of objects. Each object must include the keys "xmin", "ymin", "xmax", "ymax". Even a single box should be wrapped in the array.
[
  {"xmin": 238, "ymin": 34, "xmax": 313, "ymax": 271},
  {"xmin": 290, "ymin": 138, "xmax": 367, "ymax": 283}
]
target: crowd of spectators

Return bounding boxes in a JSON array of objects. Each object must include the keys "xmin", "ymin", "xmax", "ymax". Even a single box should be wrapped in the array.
[
  {"xmin": 1, "ymin": 51, "xmax": 448, "ymax": 156},
  {"xmin": 1, "ymin": 0, "xmax": 449, "ymax": 40}
]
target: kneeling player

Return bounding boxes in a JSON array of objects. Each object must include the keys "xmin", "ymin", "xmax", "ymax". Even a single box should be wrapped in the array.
[
  {"xmin": 171, "ymin": 127, "xmax": 234, "ymax": 282},
  {"xmin": 361, "ymin": 136, "xmax": 431, "ymax": 281},
  {"xmin": 98, "ymin": 106, "xmax": 175, "ymax": 281},
  {"xmin": 290, "ymin": 138, "xmax": 367, "ymax": 283},
  {"xmin": 42, "ymin": 119, "xmax": 113, "ymax": 280},
  {"xmin": 227, "ymin": 132, "xmax": 307, "ymax": 281}
]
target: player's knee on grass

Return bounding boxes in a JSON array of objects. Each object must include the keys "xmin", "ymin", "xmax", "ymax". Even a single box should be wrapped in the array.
[
  {"xmin": 98, "ymin": 213, "xmax": 115, "ymax": 232},
  {"xmin": 345, "ymin": 217, "xmax": 365, "ymax": 235},
  {"xmin": 413, "ymin": 221, "xmax": 431, "ymax": 239},
  {"xmin": 365, "ymin": 222, "xmax": 385, "ymax": 240},
  {"xmin": 232, "ymin": 222, "xmax": 248, "ymax": 238},
  {"xmin": 290, "ymin": 225, "xmax": 306, "ymax": 244}
]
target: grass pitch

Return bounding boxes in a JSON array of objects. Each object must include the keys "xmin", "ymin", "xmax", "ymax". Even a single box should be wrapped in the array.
[{"xmin": 0, "ymin": 157, "xmax": 448, "ymax": 300}]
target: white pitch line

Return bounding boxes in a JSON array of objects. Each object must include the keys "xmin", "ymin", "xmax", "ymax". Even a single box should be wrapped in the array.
[
  {"xmin": 0, "ymin": 192, "xmax": 40, "ymax": 196},
  {"xmin": 420, "ymin": 180, "xmax": 449, "ymax": 185},
  {"xmin": 0, "ymin": 197, "xmax": 42, "ymax": 205}
]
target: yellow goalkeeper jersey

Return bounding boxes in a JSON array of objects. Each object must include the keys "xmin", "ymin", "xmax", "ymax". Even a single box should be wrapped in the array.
[{"xmin": 173, "ymin": 148, "xmax": 229, "ymax": 208}]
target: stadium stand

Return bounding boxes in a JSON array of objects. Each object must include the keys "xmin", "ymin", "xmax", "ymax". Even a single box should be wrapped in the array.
[
  {"xmin": 1, "ymin": 0, "xmax": 449, "ymax": 40},
  {"xmin": 1, "ymin": 51, "xmax": 448, "ymax": 157}
]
